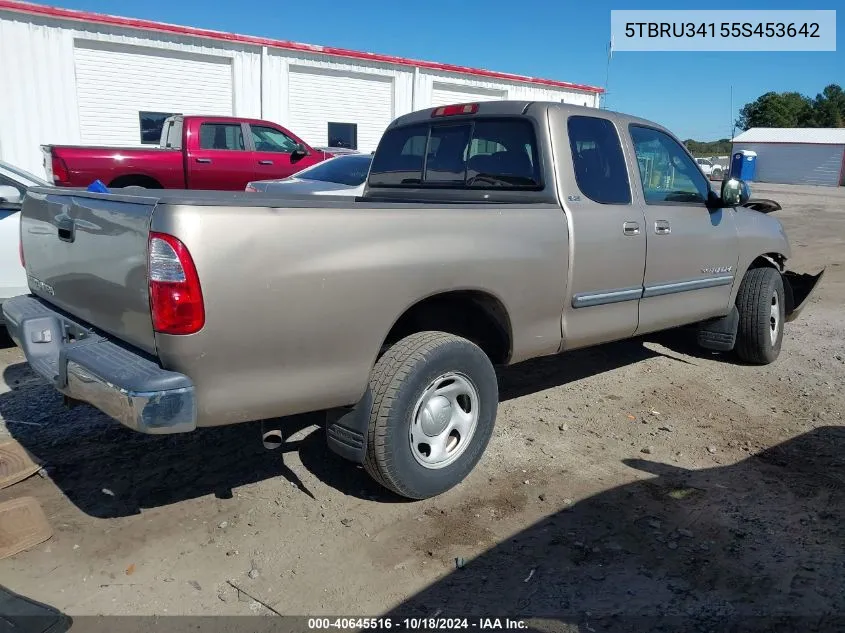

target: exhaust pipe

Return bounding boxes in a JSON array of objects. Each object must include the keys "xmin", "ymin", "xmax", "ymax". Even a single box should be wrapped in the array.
[{"xmin": 261, "ymin": 421, "xmax": 283, "ymax": 450}]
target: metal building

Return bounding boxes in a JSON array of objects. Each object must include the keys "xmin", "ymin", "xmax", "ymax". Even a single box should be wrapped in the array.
[
  {"xmin": 0, "ymin": 0, "xmax": 604, "ymax": 178},
  {"xmin": 731, "ymin": 128, "xmax": 845, "ymax": 187}
]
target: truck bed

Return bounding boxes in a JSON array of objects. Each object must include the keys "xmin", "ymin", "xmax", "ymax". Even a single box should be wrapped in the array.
[{"xmin": 18, "ymin": 185, "xmax": 569, "ymax": 427}]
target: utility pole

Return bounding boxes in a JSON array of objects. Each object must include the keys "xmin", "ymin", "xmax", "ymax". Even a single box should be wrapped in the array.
[
  {"xmin": 603, "ymin": 37, "xmax": 613, "ymax": 110},
  {"xmin": 730, "ymin": 85, "xmax": 736, "ymax": 140}
]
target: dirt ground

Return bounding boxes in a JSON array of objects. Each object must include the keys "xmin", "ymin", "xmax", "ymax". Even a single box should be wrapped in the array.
[{"xmin": 0, "ymin": 182, "xmax": 842, "ymax": 631}]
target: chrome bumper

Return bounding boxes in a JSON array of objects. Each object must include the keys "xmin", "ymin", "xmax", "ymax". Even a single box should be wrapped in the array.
[{"xmin": 2, "ymin": 295, "xmax": 196, "ymax": 434}]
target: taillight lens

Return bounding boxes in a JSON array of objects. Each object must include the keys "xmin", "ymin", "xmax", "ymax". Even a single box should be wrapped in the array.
[
  {"xmin": 51, "ymin": 155, "xmax": 70, "ymax": 185},
  {"xmin": 431, "ymin": 103, "xmax": 479, "ymax": 117},
  {"xmin": 148, "ymin": 232, "xmax": 204, "ymax": 335}
]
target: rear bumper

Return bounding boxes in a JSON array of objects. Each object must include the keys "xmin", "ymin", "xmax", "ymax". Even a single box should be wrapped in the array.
[{"xmin": 2, "ymin": 295, "xmax": 197, "ymax": 434}]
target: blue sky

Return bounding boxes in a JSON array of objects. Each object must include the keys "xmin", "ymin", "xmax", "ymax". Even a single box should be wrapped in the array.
[{"xmin": 54, "ymin": 0, "xmax": 843, "ymax": 141}]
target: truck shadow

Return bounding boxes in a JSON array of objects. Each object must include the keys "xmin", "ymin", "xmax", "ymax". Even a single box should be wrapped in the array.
[
  {"xmin": 385, "ymin": 426, "xmax": 845, "ymax": 632},
  {"xmin": 0, "ymin": 338, "xmax": 675, "ymax": 518}
]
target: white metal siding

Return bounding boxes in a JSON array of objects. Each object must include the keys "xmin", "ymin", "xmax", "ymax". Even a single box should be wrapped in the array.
[
  {"xmin": 430, "ymin": 82, "xmax": 505, "ymax": 107},
  {"xmin": 733, "ymin": 142, "xmax": 845, "ymax": 187},
  {"xmin": 0, "ymin": 9, "xmax": 601, "ymax": 176},
  {"xmin": 0, "ymin": 17, "xmax": 81, "ymax": 177},
  {"xmin": 73, "ymin": 41, "xmax": 234, "ymax": 146},
  {"xmin": 287, "ymin": 67, "xmax": 393, "ymax": 152}
]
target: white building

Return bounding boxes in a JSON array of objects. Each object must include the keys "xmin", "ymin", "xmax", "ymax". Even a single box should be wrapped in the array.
[
  {"xmin": 732, "ymin": 128, "xmax": 845, "ymax": 187},
  {"xmin": 0, "ymin": 0, "xmax": 603, "ymax": 178}
]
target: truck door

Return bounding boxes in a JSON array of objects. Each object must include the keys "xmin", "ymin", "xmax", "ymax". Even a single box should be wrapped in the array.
[
  {"xmin": 556, "ymin": 114, "xmax": 647, "ymax": 350},
  {"xmin": 187, "ymin": 121, "xmax": 254, "ymax": 190},
  {"xmin": 627, "ymin": 124, "xmax": 739, "ymax": 334},
  {"xmin": 248, "ymin": 123, "xmax": 321, "ymax": 182}
]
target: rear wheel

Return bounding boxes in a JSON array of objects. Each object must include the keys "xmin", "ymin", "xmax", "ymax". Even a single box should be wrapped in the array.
[
  {"xmin": 735, "ymin": 267, "xmax": 785, "ymax": 364},
  {"xmin": 363, "ymin": 332, "xmax": 498, "ymax": 499}
]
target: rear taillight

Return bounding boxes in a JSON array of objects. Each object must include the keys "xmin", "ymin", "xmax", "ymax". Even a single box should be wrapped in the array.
[
  {"xmin": 148, "ymin": 232, "xmax": 204, "ymax": 335},
  {"xmin": 431, "ymin": 103, "xmax": 479, "ymax": 117},
  {"xmin": 51, "ymin": 154, "xmax": 70, "ymax": 185}
]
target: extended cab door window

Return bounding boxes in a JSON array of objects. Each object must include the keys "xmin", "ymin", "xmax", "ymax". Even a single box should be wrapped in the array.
[
  {"xmin": 567, "ymin": 116, "xmax": 631, "ymax": 204},
  {"xmin": 629, "ymin": 126, "xmax": 709, "ymax": 205}
]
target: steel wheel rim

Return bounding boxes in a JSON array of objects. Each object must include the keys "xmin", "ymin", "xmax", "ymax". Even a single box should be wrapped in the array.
[
  {"xmin": 410, "ymin": 372, "xmax": 480, "ymax": 470},
  {"xmin": 770, "ymin": 292, "xmax": 780, "ymax": 345}
]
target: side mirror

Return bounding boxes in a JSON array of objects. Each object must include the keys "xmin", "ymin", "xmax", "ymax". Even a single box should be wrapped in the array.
[
  {"xmin": 0, "ymin": 185, "xmax": 22, "ymax": 206},
  {"xmin": 720, "ymin": 177, "xmax": 750, "ymax": 207},
  {"xmin": 292, "ymin": 143, "xmax": 308, "ymax": 157}
]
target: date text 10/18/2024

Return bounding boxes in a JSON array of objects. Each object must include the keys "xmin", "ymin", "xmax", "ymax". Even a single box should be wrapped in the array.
[{"xmin": 307, "ymin": 618, "xmax": 528, "ymax": 630}]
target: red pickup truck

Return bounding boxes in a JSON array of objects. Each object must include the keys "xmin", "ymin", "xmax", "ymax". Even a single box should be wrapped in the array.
[{"xmin": 42, "ymin": 115, "xmax": 333, "ymax": 191}]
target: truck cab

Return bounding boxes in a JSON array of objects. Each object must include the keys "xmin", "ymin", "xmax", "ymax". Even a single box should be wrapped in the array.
[{"xmin": 159, "ymin": 115, "xmax": 329, "ymax": 190}]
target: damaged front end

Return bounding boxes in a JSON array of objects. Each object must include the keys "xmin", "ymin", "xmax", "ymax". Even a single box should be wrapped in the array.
[
  {"xmin": 783, "ymin": 268, "xmax": 825, "ymax": 323},
  {"xmin": 697, "ymin": 262, "xmax": 825, "ymax": 352}
]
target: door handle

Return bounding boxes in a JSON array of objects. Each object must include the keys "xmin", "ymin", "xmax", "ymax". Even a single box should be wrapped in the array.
[
  {"xmin": 654, "ymin": 220, "xmax": 671, "ymax": 235},
  {"xmin": 258, "ymin": 160, "xmax": 274, "ymax": 165},
  {"xmin": 196, "ymin": 158, "xmax": 212, "ymax": 164},
  {"xmin": 622, "ymin": 221, "xmax": 640, "ymax": 236},
  {"xmin": 56, "ymin": 215, "xmax": 75, "ymax": 243}
]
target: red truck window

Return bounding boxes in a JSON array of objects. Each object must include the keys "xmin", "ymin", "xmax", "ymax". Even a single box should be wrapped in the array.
[
  {"xmin": 199, "ymin": 124, "xmax": 246, "ymax": 151},
  {"xmin": 250, "ymin": 125, "xmax": 298, "ymax": 153}
]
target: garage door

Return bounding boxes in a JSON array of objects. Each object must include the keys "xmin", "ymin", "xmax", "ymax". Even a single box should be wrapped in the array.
[
  {"xmin": 74, "ymin": 42, "xmax": 233, "ymax": 146},
  {"xmin": 430, "ymin": 83, "xmax": 506, "ymax": 108},
  {"xmin": 288, "ymin": 68, "xmax": 394, "ymax": 153}
]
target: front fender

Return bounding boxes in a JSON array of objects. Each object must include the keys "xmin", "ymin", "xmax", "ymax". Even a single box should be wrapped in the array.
[{"xmin": 729, "ymin": 208, "xmax": 792, "ymax": 306}]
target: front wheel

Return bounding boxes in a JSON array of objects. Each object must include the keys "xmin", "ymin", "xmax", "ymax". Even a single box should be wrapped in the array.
[
  {"xmin": 735, "ymin": 267, "xmax": 785, "ymax": 364},
  {"xmin": 363, "ymin": 332, "xmax": 498, "ymax": 499}
]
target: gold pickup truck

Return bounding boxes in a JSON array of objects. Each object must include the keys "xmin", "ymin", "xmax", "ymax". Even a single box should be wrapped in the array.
[{"xmin": 3, "ymin": 101, "xmax": 823, "ymax": 500}]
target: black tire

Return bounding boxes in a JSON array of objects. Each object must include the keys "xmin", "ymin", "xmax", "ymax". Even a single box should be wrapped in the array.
[
  {"xmin": 735, "ymin": 267, "xmax": 785, "ymax": 364},
  {"xmin": 363, "ymin": 331, "xmax": 498, "ymax": 499}
]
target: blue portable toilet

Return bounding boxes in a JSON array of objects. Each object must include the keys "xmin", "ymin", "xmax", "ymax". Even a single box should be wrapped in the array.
[{"xmin": 730, "ymin": 150, "xmax": 757, "ymax": 181}]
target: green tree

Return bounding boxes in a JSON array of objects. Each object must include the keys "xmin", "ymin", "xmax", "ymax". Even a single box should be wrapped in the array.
[
  {"xmin": 684, "ymin": 139, "xmax": 732, "ymax": 156},
  {"xmin": 813, "ymin": 84, "xmax": 845, "ymax": 127},
  {"xmin": 736, "ymin": 91, "xmax": 816, "ymax": 130}
]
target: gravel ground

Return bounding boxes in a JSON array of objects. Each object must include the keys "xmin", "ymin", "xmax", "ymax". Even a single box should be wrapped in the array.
[{"xmin": 0, "ymin": 182, "xmax": 842, "ymax": 631}]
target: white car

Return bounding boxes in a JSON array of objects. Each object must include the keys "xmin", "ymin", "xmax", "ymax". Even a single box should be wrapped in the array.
[
  {"xmin": 245, "ymin": 153, "xmax": 372, "ymax": 196},
  {"xmin": 0, "ymin": 160, "xmax": 45, "ymax": 319},
  {"xmin": 695, "ymin": 157, "xmax": 724, "ymax": 180}
]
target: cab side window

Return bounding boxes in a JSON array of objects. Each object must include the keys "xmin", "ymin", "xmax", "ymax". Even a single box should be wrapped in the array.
[
  {"xmin": 199, "ymin": 123, "xmax": 246, "ymax": 151},
  {"xmin": 629, "ymin": 125, "xmax": 710, "ymax": 205},
  {"xmin": 250, "ymin": 125, "xmax": 299, "ymax": 153},
  {"xmin": 567, "ymin": 116, "xmax": 631, "ymax": 205}
]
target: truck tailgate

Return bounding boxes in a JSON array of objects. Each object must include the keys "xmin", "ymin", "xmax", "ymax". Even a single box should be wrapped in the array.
[{"xmin": 20, "ymin": 188, "xmax": 157, "ymax": 355}]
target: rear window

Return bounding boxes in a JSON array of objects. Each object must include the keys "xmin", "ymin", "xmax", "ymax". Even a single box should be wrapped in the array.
[{"xmin": 368, "ymin": 118, "xmax": 541, "ymax": 189}]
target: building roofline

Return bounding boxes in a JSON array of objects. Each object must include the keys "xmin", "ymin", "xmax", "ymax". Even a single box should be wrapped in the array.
[{"xmin": 0, "ymin": 0, "xmax": 605, "ymax": 94}]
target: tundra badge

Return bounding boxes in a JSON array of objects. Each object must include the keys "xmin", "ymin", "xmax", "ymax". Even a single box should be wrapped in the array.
[
  {"xmin": 27, "ymin": 274, "xmax": 55, "ymax": 296},
  {"xmin": 701, "ymin": 266, "xmax": 733, "ymax": 275}
]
